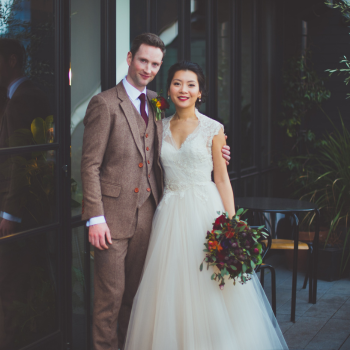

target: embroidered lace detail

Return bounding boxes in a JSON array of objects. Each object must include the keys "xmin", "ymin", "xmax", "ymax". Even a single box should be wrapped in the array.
[{"xmin": 158, "ymin": 110, "xmax": 224, "ymax": 210}]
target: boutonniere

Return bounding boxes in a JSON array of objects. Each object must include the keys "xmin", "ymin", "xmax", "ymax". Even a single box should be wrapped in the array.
[{"xmin": 150, "ymin": 91, "xmax": 170, "ymax": 121}]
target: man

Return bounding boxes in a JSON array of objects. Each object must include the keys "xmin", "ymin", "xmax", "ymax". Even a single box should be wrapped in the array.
[{"xmin": 81, "ymin": 33, "xmax": 230, "ymax": 350}]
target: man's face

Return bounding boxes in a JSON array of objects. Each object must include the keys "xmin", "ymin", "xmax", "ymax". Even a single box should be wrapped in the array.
[{"xmin": 126, "ymin": 44, "xmax": 163, "ymax": 91}]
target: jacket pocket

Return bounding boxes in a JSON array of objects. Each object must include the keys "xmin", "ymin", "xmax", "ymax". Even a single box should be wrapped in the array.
[{"xmin": 101, "ymin": 181, "xmax": 121, "ymax": 198}]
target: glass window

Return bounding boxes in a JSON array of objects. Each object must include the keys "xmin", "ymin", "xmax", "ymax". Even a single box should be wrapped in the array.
[
  {"xmin": 0, "ymin": 149, "xmax": 56, "ymax": 239},
  {"xmin": 241, "ymin": 0, "xmax": 254, "ymax": 169},
  {"xmin": 0, "ymin": 230, "xmax": 58, "ymax": 349},
  {"xmin": 217, "ymin": 0, "xmax": 231, "ymax": 143},
  {"xmin": 70, "ymin": 0, "xmax": 101, "ymax": 216},
  {"xmin": 155, "ymin": 0, "xmax": 178, "ymax": 117},
  {"xmin": 191, "ymin": 0, "xmax": 206, "ymax": 114},
  {"xmin": 0, "ymin": 0, "xmax": 55, "ymax": 149}
]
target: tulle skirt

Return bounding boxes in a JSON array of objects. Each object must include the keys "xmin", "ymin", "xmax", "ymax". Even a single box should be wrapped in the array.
[{"xmin": 124, "ymin": 182, "xmax": 288, "ymax": 350}]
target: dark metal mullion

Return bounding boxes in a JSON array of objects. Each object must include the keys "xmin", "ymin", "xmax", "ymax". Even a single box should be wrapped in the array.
[
  {"xmin": 231, "ymin": 0, "xmax": 241, "ymax": 194},
  {"xmin": 0, "ymin": 222, "xmax": 60, "ymax": 244},
  {"xmin": 101, "ymin": 0, "xmax": 116, "ymax": 91},
  {"xmin": 206, "ymin": 0, "xmax": 217, "ymax": 119},
  {"xmin": 252, "ymin": 0, "xmax": 262, "ymax": 196},
  {"xmin": 58, "ymin": 0, "xmax": 72, "ymax": 347},
  {"xmin": 178, "ymin": 0, "xmax": 191, "ymax": 61},
  {"xmin": 0, "ymin": 142, "xmax": 59, "ymax": 156}
]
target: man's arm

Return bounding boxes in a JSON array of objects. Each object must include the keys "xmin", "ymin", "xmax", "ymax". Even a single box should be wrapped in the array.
[{"xmin": 81, "ymin": 95, "xmax": 112, "ymax": 250}]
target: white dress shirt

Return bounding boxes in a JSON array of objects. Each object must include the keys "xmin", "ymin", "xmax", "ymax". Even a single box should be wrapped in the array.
[
  {"xmin": 0, "ymin": 77, "xmax": 28, "ymax": 223},
  {"xmin": 87, "ymin": 77, "xmax": 149, "ymax": 227}
]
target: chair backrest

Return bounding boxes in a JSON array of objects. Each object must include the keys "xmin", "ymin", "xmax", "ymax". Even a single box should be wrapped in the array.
[{"xmin": 250, "ymin": 226, "xmax": 271, "ymax": 266}]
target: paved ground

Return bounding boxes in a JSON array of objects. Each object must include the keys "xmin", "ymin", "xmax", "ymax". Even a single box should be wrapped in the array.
[{"xmin": 261, "ymin": 253, "xmax": 350, "ymax": 350}]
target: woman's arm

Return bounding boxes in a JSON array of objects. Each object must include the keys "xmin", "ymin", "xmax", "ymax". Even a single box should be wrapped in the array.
[{"xmin": 212, "ymin": 128, "xmax": 235, "ymax": 218}]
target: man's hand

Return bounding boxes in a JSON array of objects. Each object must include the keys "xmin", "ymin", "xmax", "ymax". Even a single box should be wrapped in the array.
[
  {"xmin": 89, "ymin": 222, "xmax": 112, "ymax": 250},
  {"xmin": 221, "ymin": 135, "xmax": 231, "ymax": 165},
  {"xmin": 0, "ymin": 218, "xmax": 18, "ymax": 237}
]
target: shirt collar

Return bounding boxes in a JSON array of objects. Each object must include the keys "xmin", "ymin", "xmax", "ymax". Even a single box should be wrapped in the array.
[
  {"xmin": 8, "ymin": 77, "xmax": 28, "ymax": 99},
  {"xmin": 122, "ymin": 76, "xmax": 147, "ymax": 102}
]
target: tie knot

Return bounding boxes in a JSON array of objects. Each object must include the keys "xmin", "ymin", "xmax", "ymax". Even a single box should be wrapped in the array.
[{"xmin": 139, "ymin": 93, "xmax": 146, "ymax": 102}]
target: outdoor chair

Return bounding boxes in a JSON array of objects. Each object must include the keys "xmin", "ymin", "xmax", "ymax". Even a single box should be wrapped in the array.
[{"xmin": 253, "ymin": 226, "xmax": 277, "ymax": 316}]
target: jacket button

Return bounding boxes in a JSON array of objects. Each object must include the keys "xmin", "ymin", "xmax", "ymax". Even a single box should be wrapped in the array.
[
  {"xmin": 148, "ymin": 174, "xmax": 151, "ymax": 178},
  {"xmin": 134, "ymin": 188, "xmax": 139, "ymax": 193},
  {"xmin": 147, "ymin": 160, "xmax": 150, "ymax": 164},
  {"xmin": 145, "ymin": 134, "xmax": 148, "ymax": 138},
  {"xmin": 146, "ymin": 188, "xmax": 151, "ymax": 192},
  {"xmin": 139, "ymin": 162, "xmax": 143, "ymax": 168},
  {"xmin": 146, "ymin": 147, "xmax": 149, "ymax": 151}
]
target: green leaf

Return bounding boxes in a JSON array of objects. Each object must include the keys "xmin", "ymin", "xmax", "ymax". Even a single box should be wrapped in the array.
[
  {"xmin": 230, "ymin": 265, "xmax": 237, "ymax": 270},
  {"xmin": 242, "ymin": 264, "xmax": 247, "ymax": 273},
  {"xmin": 200, "ymin": 262, "xmax": 203, "ymax": 271},
  {"xmin": 211, "ymin": 273, "xmax": 215, "ymax": 280},
  {"xmin": 236, "ymin": 208, "xmax": 244, "ymax": 216}
]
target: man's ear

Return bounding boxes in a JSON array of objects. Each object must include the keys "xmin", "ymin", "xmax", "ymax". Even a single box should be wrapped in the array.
[{"xmin": 126, "ymin": 52, "xmax": 132, "ymax": 67}]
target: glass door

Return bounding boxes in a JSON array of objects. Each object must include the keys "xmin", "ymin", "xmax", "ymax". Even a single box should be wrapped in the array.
[{"xmin": 0, "ymin": 0, "xmax": 70, "ymax": 349}]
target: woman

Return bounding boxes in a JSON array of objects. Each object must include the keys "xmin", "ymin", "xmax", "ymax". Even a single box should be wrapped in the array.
[{"xmin": 124, "ymin": 61, "xmax": 288, "ymax": 350}]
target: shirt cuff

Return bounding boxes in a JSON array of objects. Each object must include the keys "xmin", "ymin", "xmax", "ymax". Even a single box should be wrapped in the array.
[
  {"xmin": 86, "ymin": 216, "xmax": 106, "ymax": 227},
  {"xmin": 0, "ymin": 211, "xmax": 22, "ymax": 223}
]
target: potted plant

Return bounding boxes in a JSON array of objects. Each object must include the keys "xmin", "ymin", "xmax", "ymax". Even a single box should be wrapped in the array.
[{"xmin": 291, "ymin": 113, "xmax": 350, "ymax": 280}]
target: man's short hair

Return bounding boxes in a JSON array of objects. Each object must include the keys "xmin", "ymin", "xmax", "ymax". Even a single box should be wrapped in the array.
[
  {"xmin": 0, "ymin": 38, "xmax": 26, "ymax": 70},
  {"xmin": 130, "ymin": 33, "xmax": 166, "ymax": 59}
]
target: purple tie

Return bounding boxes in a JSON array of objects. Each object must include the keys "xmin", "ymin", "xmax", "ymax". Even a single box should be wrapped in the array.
[{"xmin": 138, "ymin": 93, "xmax": 148, "ymax": 126}]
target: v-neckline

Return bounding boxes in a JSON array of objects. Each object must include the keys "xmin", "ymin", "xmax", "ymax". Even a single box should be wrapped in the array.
[{"xmin": 168, "ymin": 114, "xmax": 201, "ymax": 151}]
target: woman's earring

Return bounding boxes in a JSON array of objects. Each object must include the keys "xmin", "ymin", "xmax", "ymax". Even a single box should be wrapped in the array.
[
  {"xmin": 168, "ymin": 95, "xmax": 170, "ymax": 100},
  {"xmin": 199, "ymin": 97, "xmax": 201, "ymax": 102}
]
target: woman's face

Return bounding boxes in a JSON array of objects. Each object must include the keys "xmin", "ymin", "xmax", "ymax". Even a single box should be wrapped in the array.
[{"xmin": 168, "ymin": 70, "xmax": 201, "ymax": 111}]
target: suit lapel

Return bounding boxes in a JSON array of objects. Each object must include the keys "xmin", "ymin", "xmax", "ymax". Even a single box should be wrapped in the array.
[
  {"xmin": 146, "ymin": 91, "xmax": 163, "ymax": 157},
  {"xmin": 117, "ymin": 82, "xmax": 144, "ymax": 158}
]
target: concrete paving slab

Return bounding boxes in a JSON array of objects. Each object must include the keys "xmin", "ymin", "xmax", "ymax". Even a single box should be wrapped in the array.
[
  {"xmin": 284, "ymin": 316, "xmax": 329, "ymax": 349},
  {"xmin": 333, "ymin": 300, "xmax": 350, "ymax": 320},
  {"xmin": 305, "ymin": 319, "xmax": 350, "ymax": 349},
  {"xmin": 303, "ymin": 299, "xmax": 344, "ymax": 318},
  {"xmin": 340, "ymin": 335, "xmax": 350, "ymax": 350}
]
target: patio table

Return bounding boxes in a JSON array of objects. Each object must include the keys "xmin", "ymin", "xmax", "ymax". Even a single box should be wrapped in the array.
[{"xmin": 235, "ymin": 197, "xmax": 320, "ymax": 322}]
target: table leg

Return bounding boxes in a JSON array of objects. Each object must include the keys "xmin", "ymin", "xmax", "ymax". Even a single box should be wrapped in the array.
[
  {"xmin": 312, "ymin": 209, "xmax": 320, "ymax": 304},
  {"xmin": 291, "ymin": 213, "xmax": 299, "ymax": 323}
]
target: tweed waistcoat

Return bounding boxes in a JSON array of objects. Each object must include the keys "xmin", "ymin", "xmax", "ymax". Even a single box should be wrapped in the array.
[{"xmin": 133, "ymin": 100, "xmax": 158, "ymax": 208}]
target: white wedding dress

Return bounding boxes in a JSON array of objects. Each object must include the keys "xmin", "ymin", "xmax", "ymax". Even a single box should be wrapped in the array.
[{"xmin": 124, "ymin": 110, "xmax": 288, "ymax": 350}]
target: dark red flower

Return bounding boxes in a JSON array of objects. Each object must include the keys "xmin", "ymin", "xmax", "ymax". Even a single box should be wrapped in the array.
[
  {"xmin": 253, "ymin": 248, "xmax": 259, "ymax": 255},
  {"xmin": 158, "ymin": 96, "xmax": 170, "ymax": 110},
  {"xmin": 217, "ymin": 251, "xmax": 226, "ymax": 262},
  {"xmin": 213, "ymin": 214, "xmax": 229, "ymax": 230}
]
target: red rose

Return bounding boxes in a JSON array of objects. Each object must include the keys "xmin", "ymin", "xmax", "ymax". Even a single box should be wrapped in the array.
[
  {"xmin": 158, "ymin": 96, "xmax": 170, "ymax": 110},
  {"xmin": 253, "ymin": 248, "xmax": 259, "ymax": 255},
  {"xmin": 236, "ymin": 221, "xmax": 247, "ymax": 228},
  {"xmin": 213, "ymin": 214, "xmax": 229, "ymax": 230}
]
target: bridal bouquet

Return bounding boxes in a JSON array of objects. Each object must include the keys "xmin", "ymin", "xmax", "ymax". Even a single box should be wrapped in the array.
[{"xmin": 199, "ymin": 208, "xmax": 267, "ymax": 289}]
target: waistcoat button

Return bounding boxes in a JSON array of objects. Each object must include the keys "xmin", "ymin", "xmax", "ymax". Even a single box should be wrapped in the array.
[
  {"xmin": 134, "ymin": 188, "xmax": 139, "ymax": 193},
  {"xmin": 146, "ymin": 147, "xmax": 149, "ymax": 151},
  {"xmin": 145, "ymin": 134, "xmax": 148, "ymax": 138},
  {"xmin": 146, "ymin": 188, "xmax": 151, "ymax": 192},
  {"xmin": 147, "ymin": 160, "xmax": 150, "ymax": 164},
  {"xmin": 138, "ymin": 163, "xmax": 143, "ymax": 168}
]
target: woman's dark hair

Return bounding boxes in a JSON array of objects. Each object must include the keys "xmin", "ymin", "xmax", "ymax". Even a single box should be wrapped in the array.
[{"xmin": 166, "ymin": 60, "xmax": 207, "ymax": 108}]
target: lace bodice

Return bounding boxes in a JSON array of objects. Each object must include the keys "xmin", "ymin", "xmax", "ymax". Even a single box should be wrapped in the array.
[{"xmin": 160, "ymin": 109, "xmax": 224, "ymax": 205}]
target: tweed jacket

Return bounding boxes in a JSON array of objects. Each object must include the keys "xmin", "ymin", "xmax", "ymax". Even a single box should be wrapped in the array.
[{"xmin": 81, "ymin": 81, "xmax": 164, "ymax": 239}]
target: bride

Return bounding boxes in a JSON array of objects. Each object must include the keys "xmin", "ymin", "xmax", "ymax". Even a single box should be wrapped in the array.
[{"xmin": 124, "ymin": 61, "xmax": 288, "ymax": 350}]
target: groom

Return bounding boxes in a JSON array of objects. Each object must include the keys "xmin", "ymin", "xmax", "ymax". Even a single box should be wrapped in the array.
[{"xmin": 81, "ymin": 33, "xmax": 230, "ymax": 350}]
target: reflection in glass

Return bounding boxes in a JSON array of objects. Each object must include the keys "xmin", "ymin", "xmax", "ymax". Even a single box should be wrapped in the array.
[
  {"xmin": 0, "ymin": 150, "xmax": 56, "ymax": 238},
  {"xmin": 191, "ymin": 0, "xmax": 206, "ymax": 113},
  {"xmin": 155, "ymin": 0, "xmax": 178, "ymax": 117},
  {"xmin": 241, "ymin": 0, "xmax": 254, "ymax": 169},
  {"xmin": 217, "ymin": 0, "xmax": 231, "ymax": 140},
  {"xmin": 70, "ymin": 0, "xmax": 101, "ymax": 216},
  {"xmin": 0, "ymin": 231, "xmax": 57, "ymax": 349},
  {"xmin": 0, "ymin": 1, "xmax": 55, "ymax": 150}
]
